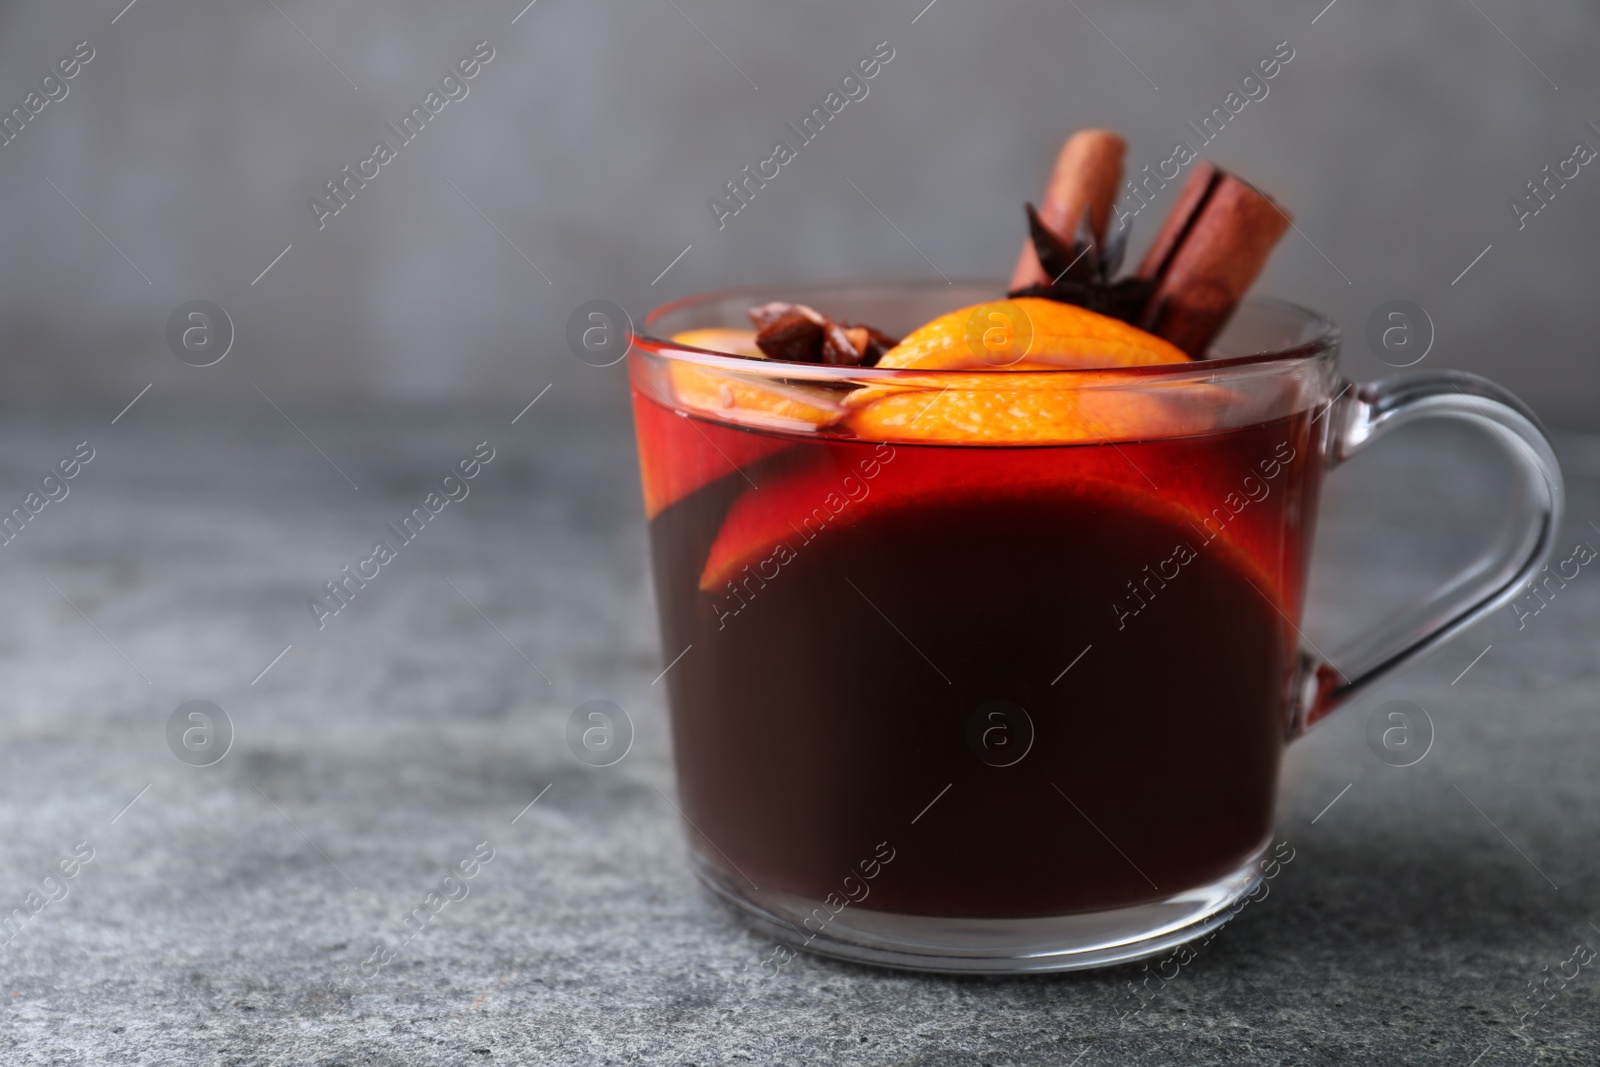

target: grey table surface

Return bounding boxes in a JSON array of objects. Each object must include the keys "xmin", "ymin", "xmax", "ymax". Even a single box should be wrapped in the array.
[{"xmin": 0, "ymin": 404, "xmax": 1596, "ymax": 1066}]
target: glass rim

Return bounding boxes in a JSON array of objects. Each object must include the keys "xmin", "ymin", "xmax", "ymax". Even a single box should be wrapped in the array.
[{"xmin": 635, "ymin": 279, "xmax": 1341, "ymax": 385}]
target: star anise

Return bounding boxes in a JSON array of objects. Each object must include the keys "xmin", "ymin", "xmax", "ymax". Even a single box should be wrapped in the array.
[
  {"xmin": 748, "ymin": 302, "xmax": 899, "ymax": 367},
  {"xmin": 1006, "ymin": 204, "xmax": 1154, "ymax": 325}
]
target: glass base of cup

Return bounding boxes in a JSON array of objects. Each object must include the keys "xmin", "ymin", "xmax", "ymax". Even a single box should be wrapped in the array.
[{"xmin": 692, "ymin": 842, "xmax": 1269, "ymax": 974}]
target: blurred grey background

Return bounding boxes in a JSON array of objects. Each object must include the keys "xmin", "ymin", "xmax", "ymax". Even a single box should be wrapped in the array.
[{"xmin": 1, "ymin": 0, "xmax": 1596, "ymax": 426}]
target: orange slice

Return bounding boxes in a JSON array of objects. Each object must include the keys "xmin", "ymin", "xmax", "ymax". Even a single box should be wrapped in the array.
[
  {"xmin": 631, "ymin": 391, "xmax": 793, "ymax": 520},
  {"xmin": 841, "ymin": 374, "xmax": 1197, "ymax": 445},
  {"xmin": 845, "ymin": 299, "xmax": 1202, "ymax": 444},
  {"xmin": 666, "ymin": 330, "xmax": 842, "ymax": 434},
  {"xmin": 631, "ymin": 328, "xmax": 844, "ymax": 520},
  {"xmin": 668, "ymin": 363, "xmax": 841, "ymax": 431},
  {"xmin": 671, "ymin": 328, "xmax": 763, "ymax": 359},
  {"xmin": 877, "ymin": 298, "xmax": 1189, "ymax": 371},
  {"xmin": 696, "ymin": 443, "xmax": 1272, "ymax": 595}
]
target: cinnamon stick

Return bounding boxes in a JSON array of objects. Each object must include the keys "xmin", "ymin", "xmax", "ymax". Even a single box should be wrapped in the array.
[
  {"xmin": 1135, "ymin": 166, "xmax": 1290, "ymax": 358},
  {"xmin": 1009, "ymin": 130, "xmax": 1126, "ymax": 290},
  {"xmin": 1134, "ymin": 161, "xmax": 1219, "ymax": 286}
]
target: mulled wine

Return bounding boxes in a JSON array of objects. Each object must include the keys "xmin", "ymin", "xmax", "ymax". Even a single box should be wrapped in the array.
[{"xmin": 637, "ymin": 391, "xmax": 1322, "ymax": 918}]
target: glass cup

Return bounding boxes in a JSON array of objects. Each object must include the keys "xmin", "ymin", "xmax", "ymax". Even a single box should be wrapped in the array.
[{"xmin": 628, "ymin": 280, "xmax": 1563, "ymax": 973}]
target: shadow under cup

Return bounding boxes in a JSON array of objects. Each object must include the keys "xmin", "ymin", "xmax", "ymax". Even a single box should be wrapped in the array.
[{"xmin": 628, "ymin": 282, "xmax": 1552, "ymax": 973}]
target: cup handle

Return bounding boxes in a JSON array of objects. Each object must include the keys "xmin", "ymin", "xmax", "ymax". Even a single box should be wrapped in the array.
[{"xmin": 1289, "ymin": 371, "xmax": 1565, "ymax": 735}]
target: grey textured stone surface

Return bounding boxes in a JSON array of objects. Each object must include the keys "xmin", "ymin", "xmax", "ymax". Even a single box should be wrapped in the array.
[{"xmin": 0, "ymin": 406, "xmax": 1596, "ymax": 1065}]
